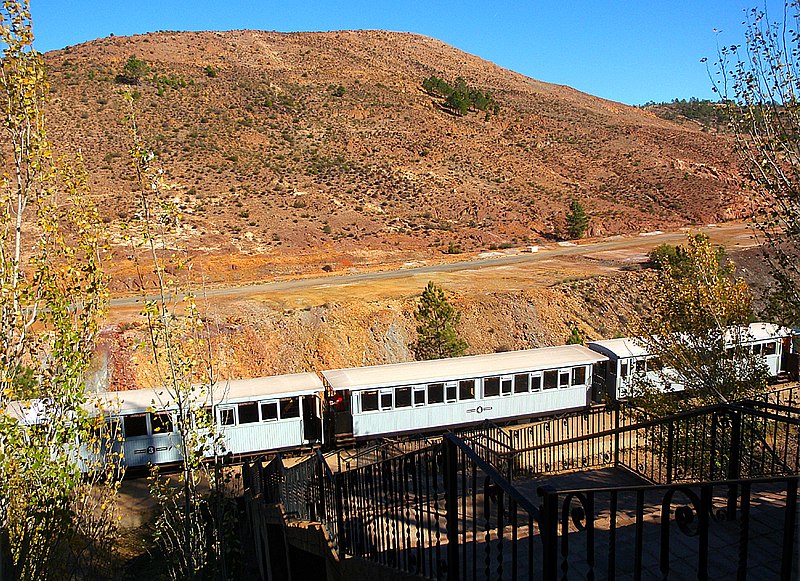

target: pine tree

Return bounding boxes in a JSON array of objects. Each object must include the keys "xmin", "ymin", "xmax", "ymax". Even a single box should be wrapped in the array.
[
  {"xmin": 566, "ymin": 200, "xmax": 589, "ymax": 239},
  {"xmin": 566, "ymin": 326, "xmax": 585, "ymax": 345},
  {"xmin": 411, "ymin": 282, "xmax": 468, "ymax": 360}
]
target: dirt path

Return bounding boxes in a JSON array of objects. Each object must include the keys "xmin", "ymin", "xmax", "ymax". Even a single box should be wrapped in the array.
[{"xmin": 107, "ymin": 222, "xmax": 757, "ymax": 315}]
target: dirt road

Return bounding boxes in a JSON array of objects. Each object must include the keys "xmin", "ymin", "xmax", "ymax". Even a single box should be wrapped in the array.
[{"xmin": 108, "ymin": 222, "xmax": 757, "ymax": 313}]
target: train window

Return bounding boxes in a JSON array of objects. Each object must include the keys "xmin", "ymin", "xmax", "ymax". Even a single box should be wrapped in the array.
[
  {"xmin": 559, "ymin": 371, "xmax": 570, "ymax": 388},
  {"xmin": 219, "ymin": 408, "xmax": 236, "ymax": 426},
  {"xmin": 752, "ymin": 343, "xmax": 763, "ymax": 355},
  {"xmin": 446, "ymin": 384, "xmax": 457, "ymax": 402},
  {"xmin": 543, "ymin": 370, "xmax": 558, "ymax": 390},
  {"xmin": 644, "ymin": 358, "xmax": 663, "ymax": 373},
  {"xmin": 531, "ymin": 374, "xmax": 542, "ymax": 392},
  {"xmin": 280, "ymin": 398, "xmax": 300, "ymax": 419},
  {"xmin": 361, "ymin": 391, "xmax": 379, "ymax": 412},
  {"xmin": 123, "ymin": 413, "xmax": 148, "ymax": 438},
  {"xmin": 763, "ymin": 342, "xmax": 777, "ymax": 355},
  {"xmin": 428, "ymin": 383, "xmax": 444, "ymax": 404},
  {"xmin": 620, "ymin": 362, "xmax": 629, "ymax": 378},
  {"xmin": 260, "ymin": 401, "xmax": 278, "ymax": 421},
  {"xmin": 151, "ymin": 412, "xmax": 174, "ymax": 434},
  {"xmin": 572, "ymin": 366, "xmax": 586, "ymax": 385},
  {"xmin": 395, "ymin": 387, "xmax": 412, "ymax": 408},
  {"xmin": 194, "ymin": 407, "xmax": 213, "ymax": 428},
  {"xmin": 483, "ymin": 377, "xmax": 500, "ymax": 397},
  {"xmin": 501, "ymin": 378, "xmax": 512, "ymax": 395},
  {"xmin": 238, "ymin": 402, "xmax": 259, "ymax": 424},
  {"xmin": 459, "ymin": 380, "xmax": 475, "ymax": 400},
  {"xmin": 413, "ymin": 388, "xmax": 426, "ymax": 407},
  {"xmin": 514, "ymin": 374, "xmax": 529, "ymax": 393},
  {"xmin": 101, "ymin": 419, "xmax": 122, "ymax": 442},
  {"xmin": 380, "ymin": 392, "xmax": 393, "ymax": 410}
]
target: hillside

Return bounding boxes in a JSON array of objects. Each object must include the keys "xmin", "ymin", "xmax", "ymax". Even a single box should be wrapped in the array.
[{"xmin": 44, "ymin": 30, "xmax": 746, "ymax": 287}]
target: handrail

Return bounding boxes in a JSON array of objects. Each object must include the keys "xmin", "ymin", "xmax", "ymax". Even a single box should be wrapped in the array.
[
  {"xmin": 728, "ymin": 403, "xmax": 800, "ymax": 425},
  {"xmin": 460, "ymin": 431, "xmax": 515, "ymax": 452},
  {"xmin": 736, "ymin": 399, "xmax": 800, "ymax": 419},
  {"xmin": 444, "ymin": 432, "xmax": 541, "ymax": 519},
  {"xmin": 316, "ymin": 447, "xmax": 335, "ymax": 480}
]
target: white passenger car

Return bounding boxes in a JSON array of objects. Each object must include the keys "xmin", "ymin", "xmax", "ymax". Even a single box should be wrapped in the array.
[
  {"xmin": 104, "ymin": 373, "xmax": 324, "ymax": 468},
  {"xmin": 588, "ymin": 323, "xmax": 793, "ymax": 401},
  {"xmin": 321, "ymin": 345, "xmax": 608, "ymax": 442}
]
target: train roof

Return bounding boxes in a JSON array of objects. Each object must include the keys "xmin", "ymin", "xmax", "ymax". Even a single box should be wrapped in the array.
[
  {"xmin": 588, "ymin": 323, "xmax": 792, "ymax": 359},
  {"xmin": 95, "ymin": 372, "xmax": 323, "ymax": 414},
  {"xmin": 321, "ymin": 345, "xmax": 607, "ymax": 391},
  {"xmin": 587, "ymin": 338, "xmax": 647, "ymax": 359},
  {"xmin": 741, "ymin": 322, "xmax": 793, "ymax": 342}
]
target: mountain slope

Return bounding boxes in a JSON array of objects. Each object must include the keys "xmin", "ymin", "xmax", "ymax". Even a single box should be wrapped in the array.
[{"xmin": 44, "ymin": 30, "xmax": 744, "ymax": 283}]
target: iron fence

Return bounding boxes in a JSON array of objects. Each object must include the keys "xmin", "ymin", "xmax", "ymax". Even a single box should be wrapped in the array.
[
  {"xmin": 538, "ymin": 475, "xmax": 799, "ymax": 581},
  {"xmin": 243, "ymin": 389, "xmax": 800, "ymax": 580},
  {"xmin": 506, "ymin": 401, "xmax": 800, "ymax": 486}
]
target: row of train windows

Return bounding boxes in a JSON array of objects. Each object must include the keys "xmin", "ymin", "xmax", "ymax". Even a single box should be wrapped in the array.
[
  {"xmin": 727, "ymin": 342, "xmax": 778, "ymax": 356},
  {"xmin": 619, "ymin": 342, "xmax": 779, "ymax": 378},
  {"xmin": 218, "ymin": 398, "xmax": 300, "ymax": 427},
  {"xmin": 121, "ymin": 397, "xmax": 302, "ymax": 437},
  {"xmin": 360, "ymin": 367, "xmax": 588, "ymax": 412}
]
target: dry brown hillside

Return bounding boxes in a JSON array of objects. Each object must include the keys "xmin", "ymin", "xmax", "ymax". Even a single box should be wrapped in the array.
[{"xmin": 45, "ymin": 30, "xmax": 745, "ymax": 289}]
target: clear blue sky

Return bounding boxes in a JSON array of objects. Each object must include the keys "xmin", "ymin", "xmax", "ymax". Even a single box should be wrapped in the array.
[{"xmin": 30, "ymin": 0, "xmax": 786, "ymax": 105}]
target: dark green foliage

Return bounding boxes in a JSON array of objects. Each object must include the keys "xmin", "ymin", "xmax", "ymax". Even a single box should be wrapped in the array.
[
  {"xmin": 116, "ymin": 56, "xmax": 150, "ymax": 85},
  {"xmin": 648, "ymin": 243, "xmax": 684, "ymax": 270},
  {"xmin": 421, "ymin": 75, "xmax": 499, "ymax": 118},
  {"xmin": 641, "ymin": 97, "xmax": 731, "ymax": 129},
  {"xmin": 566, "ymin": 327, "xmax": 584, "ymax": 345},
  {"xmin": 153, "ymin": 73, "xmax": 189, "ymax": 97},
  {"xmin": 204, "ymin": 65, "xmax": 217, "ymax": 78},
  {"xmin": 411, "ymin": 281, "xmax": 468, "ymax": 360},
  {"xmin": 565, "ymin": 200, "xmax": 589, "ymax": 239},
  {"xmin": 647, "ymin": 235, "xmax": 726, "ymax": 276},
  {"xmin": 333, "ymin": 85, "xmax": 346, "ymax": 97}
]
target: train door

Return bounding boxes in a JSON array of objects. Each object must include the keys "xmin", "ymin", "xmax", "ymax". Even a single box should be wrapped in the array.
[
  {"xmin": 781, "ymin": 336, "xmax": 791, "ymax": 373},
  {"xmin": 325, "ymin": 389, "xmax": 353, "ymax": 448},
  {"xmin": 592, "ymin": 360, "xmax": 607, "ymax": 403},
  {"xmin": 303, "ymin": 395, "xmax": 322, "ymax": 443}
]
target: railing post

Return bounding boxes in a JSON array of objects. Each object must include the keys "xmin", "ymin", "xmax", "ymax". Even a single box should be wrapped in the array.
[
  {"xmin": 613, "ymin": 403, "xmax": 620, "ymax": 468},
  {"xmin": 316, "ymin": 454, "xmax": 325, "ymax": 522},
  {"xmin": 726, "ymin": 410, "xmax": 742, "ymax": 520},
  {"xmin": 666, "ymin": 422, "xmax": 674, "ymax": 484},
  {"xmin": 780, "ymin": 477, "xmax": 798, "ymax": 581},
  {"xmin": 444, "ymin": 436, "xmax": 460, "ymax": 581},
  {"xmin": 539, "ymin": 485, "xmax": 559, "ymax": 580},
  {"xmin": 335, "ymin": 472, "xmax": 346, "ymax": 552}
]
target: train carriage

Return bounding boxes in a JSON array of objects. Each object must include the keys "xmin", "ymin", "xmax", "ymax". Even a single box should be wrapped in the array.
[
  {"xmin": 588, "ymin": 322, "xmax": 793, "ymax": 401},
  {"xmin": 321, "ymin": 345, "xmax": 608, "ymax": 444},
  {"xmin": 99, "ymin": 372, "xmax": 324, "ymax": 467}
]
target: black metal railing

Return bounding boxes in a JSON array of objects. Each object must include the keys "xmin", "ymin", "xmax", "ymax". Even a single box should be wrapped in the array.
[
  {"xmin": 330, "ymin": 434, "xmax": 442, "ymax": 472},
  {"xmin": 327, "ymin": 441, "xmax": 447, "ymax": 577},
  {"xmin": 244, "ymin": 391, "xmax": 800, "ymax": 580},
  {"xmin": 538, "ymin": 475, "xmax": 799, "ymax": 581},
  {"xmin": 506, "ymin": 402, "xmax": 800, "ymax": 485}
]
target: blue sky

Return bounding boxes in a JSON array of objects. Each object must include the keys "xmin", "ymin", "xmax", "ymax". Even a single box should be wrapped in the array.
[{"xmin": 31, "ymin": 0, "xmax": 786, "ymax": 105}]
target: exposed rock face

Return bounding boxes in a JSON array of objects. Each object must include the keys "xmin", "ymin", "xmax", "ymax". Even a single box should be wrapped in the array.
[{"xmin": 104, "ymin": 272, "xmax": 647, "ymax": 389}]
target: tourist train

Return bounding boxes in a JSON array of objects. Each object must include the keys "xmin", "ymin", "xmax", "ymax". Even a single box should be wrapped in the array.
[{"xmin": 5, "ymin": 323, "xmax": 794, "ymax": 469}]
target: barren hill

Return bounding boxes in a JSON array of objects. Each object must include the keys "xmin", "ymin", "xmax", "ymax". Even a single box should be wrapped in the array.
[{"xmin": 44, "ymin": 30, "xmax": 745, "ymax": 286}]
